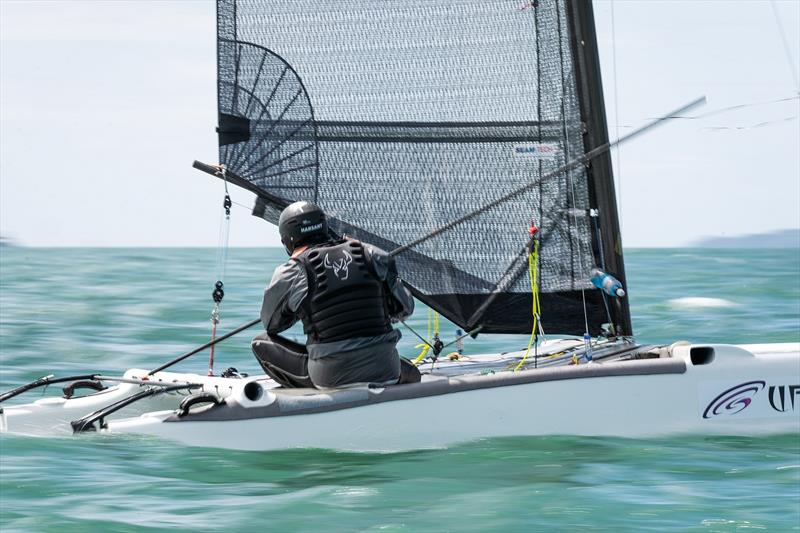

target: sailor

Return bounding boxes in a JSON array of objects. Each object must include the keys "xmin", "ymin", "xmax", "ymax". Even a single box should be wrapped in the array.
[{"xmin": 252, "ymin": 201, "xmax": 419, "ymax": 388}]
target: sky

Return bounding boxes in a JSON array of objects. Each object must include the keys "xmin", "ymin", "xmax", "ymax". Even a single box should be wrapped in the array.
[{"xmin": 0, "ymin": 0, "xmax": 798, "ymax": 248}]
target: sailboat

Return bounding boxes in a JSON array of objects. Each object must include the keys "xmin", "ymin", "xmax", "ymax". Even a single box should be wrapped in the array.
[{"xmin": 1, "ymin": 0, "xmax": 798, "ymax": 451}]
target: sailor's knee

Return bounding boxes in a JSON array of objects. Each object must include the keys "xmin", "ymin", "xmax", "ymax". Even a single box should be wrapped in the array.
[
  {"xmin": 251, "ymin": 331, "xmax": 271, "ymax": 343},
  {"xmin": 251, "ymin": 333, "xmax": 274, "ymax": 360},
  {"xmin": 251, "ymin": 331, "xmax": 275, "ymax": 351}
]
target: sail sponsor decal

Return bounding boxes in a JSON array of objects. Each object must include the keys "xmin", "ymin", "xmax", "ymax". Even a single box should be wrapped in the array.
[
  {"xmin": 700, "ymin": 380, "xmax": 800, "ymax": 420},
  {"xmin": 513, "ymin": 143, "xmax": 559, "ymax": 159}
]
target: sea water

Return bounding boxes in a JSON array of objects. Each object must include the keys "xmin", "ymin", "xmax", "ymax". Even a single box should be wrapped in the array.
[{"xmin": 1, "ymin": 247, "xmax": 798, "ymax": 532}]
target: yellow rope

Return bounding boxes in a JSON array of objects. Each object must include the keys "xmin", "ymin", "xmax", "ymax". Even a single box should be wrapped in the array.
[
  {"xmin": 413, "ymin": 344, "xmax": 430, "ymax": 364},
  {"xmin": 514, "ymin": 240, "xmax": 540, "ymax": 372},
  {"xmin": 413, "ymin": 308, "xmax": 440, "ymax": 365},
  {"xmin": 428, "ymin": 307, "xmax": 433, "ymax": 337}
]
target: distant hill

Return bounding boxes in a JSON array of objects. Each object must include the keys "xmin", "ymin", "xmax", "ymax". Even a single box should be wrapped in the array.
[
  {"xmin": 691, "ymin": 229, "xmax": 800, "ymax": 248},
  {"xmin": 0, "ymin": 235, "xmax": 24, "ymax": 248}
]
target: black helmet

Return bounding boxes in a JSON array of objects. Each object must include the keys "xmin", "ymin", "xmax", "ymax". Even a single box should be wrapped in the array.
[{"xmin": 278, "ymin": 201, "xmax": 328, "ymax": 254}]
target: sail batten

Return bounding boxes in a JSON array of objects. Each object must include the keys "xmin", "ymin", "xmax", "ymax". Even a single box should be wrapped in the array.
[{"xmin": 214, "ymin": 0, "xmax": 632, "ymax": 336}]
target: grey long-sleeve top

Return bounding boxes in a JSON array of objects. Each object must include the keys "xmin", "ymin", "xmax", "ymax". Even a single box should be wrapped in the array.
[{"xmin": 259, "ymin": 242, "xmax": 414, "ymax": 359}]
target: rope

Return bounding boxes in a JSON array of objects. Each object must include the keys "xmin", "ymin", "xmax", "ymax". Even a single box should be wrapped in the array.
[
  {"xmin": 432, "ymin": 311, "xmax": 441, "ymax": 354},
  {"xmin": 770, "ymin": 0, "xmax": 800, "ymax": 94},
  {"xmin": 514, "ymin": 239, "xmax": 540, "ymax": 372},
  {"xmin": 591, "ymin": 213, "xmax": 614, "ymax": 330},
  {"xmin": 208, "ymin": 167, "xmax": 232, "ymax": 376},
  {"xmin": 439, "ymin": 326, "xmax": 482, "ymax": 353},
  {"xmin": 401, "ymin": 320, "xmax": 432, "ymax": 359},
  {"xmin": 608, "ymin": 96, "xmax": 797, "ymax": 131},
  {"xmin": 412, "ymin": 308, "xmax": 441, "ymax": 365},
  {"xmin": 557, "ymin": 6, "xmax": 591, "ymax": 351},
  {"xmin": 610, "ymin": 0, "xmax": 623, "ymax": 211},
  {"xmin": 412, "ymin": 311, "xmax": 432, "ymax": 364},
  {"xmin": 208, "ymin": 311, "xmax": 218, "ymax": 377},
  {"xmin": 413, "ymin": 344, "xmax": 430, "ymax": 364}
]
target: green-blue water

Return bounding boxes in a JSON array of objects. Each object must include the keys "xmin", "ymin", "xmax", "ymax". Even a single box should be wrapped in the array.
[{"xmin": 1, "ymin": 247, "xmax": 799, "ymax": 532}]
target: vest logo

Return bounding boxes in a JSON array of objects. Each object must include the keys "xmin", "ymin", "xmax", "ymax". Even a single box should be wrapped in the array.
[
  {"xmin": 324, "ymin": 250, "xmax": 353, "ymax": 280},
  {"xmin": 300, "ymin": 222, "xmax": 323, "ymax": 234}
]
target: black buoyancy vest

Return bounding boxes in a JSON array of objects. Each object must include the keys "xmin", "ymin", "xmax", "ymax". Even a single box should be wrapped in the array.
[{"xmin": 298, "ymin": 240, "xmax": 393, "ymax": 344}]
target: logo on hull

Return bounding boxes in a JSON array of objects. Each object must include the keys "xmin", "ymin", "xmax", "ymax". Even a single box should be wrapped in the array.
[
  {"xmin": 703, "ymin": 381, "xmax": 766, "ymax": 419},
  {"xmin": 768, "ymin": 385, "xmax": 800, "ymax": 413},
  {"xmin": 702, "ymin": 381, "xmax": 800, "ymax": 419}
]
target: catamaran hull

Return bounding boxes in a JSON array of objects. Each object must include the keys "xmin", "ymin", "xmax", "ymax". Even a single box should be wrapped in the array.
[
  {"xmin": 0, "ymin": 370, "xmax": 255, "ymax": 436},
  {"xmin": 102, "ymin": 343, "xmax": 799, "ymax": 451}
]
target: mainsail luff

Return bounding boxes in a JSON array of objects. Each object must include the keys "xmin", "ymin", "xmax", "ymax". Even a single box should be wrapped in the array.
[{"xmin": 212, "ymin": 0, "xmax": 625, "ymax": 336}]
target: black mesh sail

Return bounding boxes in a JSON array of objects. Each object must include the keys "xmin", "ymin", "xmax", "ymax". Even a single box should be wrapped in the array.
[{"xmin": 214, "ymin": 0, "xmax": 632, "ymax": 336}]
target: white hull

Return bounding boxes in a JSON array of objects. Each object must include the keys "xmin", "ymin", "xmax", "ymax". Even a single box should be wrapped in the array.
[
  {"xmin": 3, "ymin": 342, "xmax": 799, "ymax": 451},
  {"xmin": 0, "ymin": 369, "xmax": 264, "ymax": 436}
]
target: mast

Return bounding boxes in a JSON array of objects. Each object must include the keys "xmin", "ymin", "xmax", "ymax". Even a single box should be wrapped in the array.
[{"xmin": 567, "ymin": 0, "xmax": 633, "ymax": 336}]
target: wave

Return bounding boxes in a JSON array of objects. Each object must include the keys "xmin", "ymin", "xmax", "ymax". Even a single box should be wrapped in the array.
[{"xmin": 668, "ymin": 297, "xmax": 738, "ymax": 309}]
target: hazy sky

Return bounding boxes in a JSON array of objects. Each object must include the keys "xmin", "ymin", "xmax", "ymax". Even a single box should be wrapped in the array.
[{"xmin": 1, "ymin": 0, "xmax": 798, "ymax": 247}]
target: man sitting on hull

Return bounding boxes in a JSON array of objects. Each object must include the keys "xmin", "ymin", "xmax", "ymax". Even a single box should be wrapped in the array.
[{"xmin": 252, "ymin": 201, "xmax": 420, "ymax": 388}]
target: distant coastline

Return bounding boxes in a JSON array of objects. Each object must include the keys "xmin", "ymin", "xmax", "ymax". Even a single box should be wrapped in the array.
[{"xmin": 690, "ymin": 229, "xmax": 800, "ymax": 249}]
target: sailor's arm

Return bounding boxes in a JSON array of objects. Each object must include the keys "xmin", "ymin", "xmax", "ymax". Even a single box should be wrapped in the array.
[
  {"xmin": 363, "ymin": 243, "xmax": 414, "ymax": 321},
  {"xmin": 260, "ymin": 259, "xmax": 309, "ymax": 334},
  {"xmin": 387, "ymin": 268, "xmax": 415, "ymax": 322}
]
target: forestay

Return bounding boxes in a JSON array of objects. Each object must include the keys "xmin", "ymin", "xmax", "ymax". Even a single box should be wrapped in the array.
[{"xmin": 213, "ymin": 0, "xmax": 631, "ymax": 336}]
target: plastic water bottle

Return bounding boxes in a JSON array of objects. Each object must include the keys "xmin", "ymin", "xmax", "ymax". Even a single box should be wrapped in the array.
[
  {"xmin": 591, "ymin": 268, "xmax": 626, "ymax": 297},
  {"xmin": 583, "ymin": 332, "xmax": 593, "ymax": 362},
  {"xmin": 455, "ymin": 329, "xmax": 464, "ymax": 355}
]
